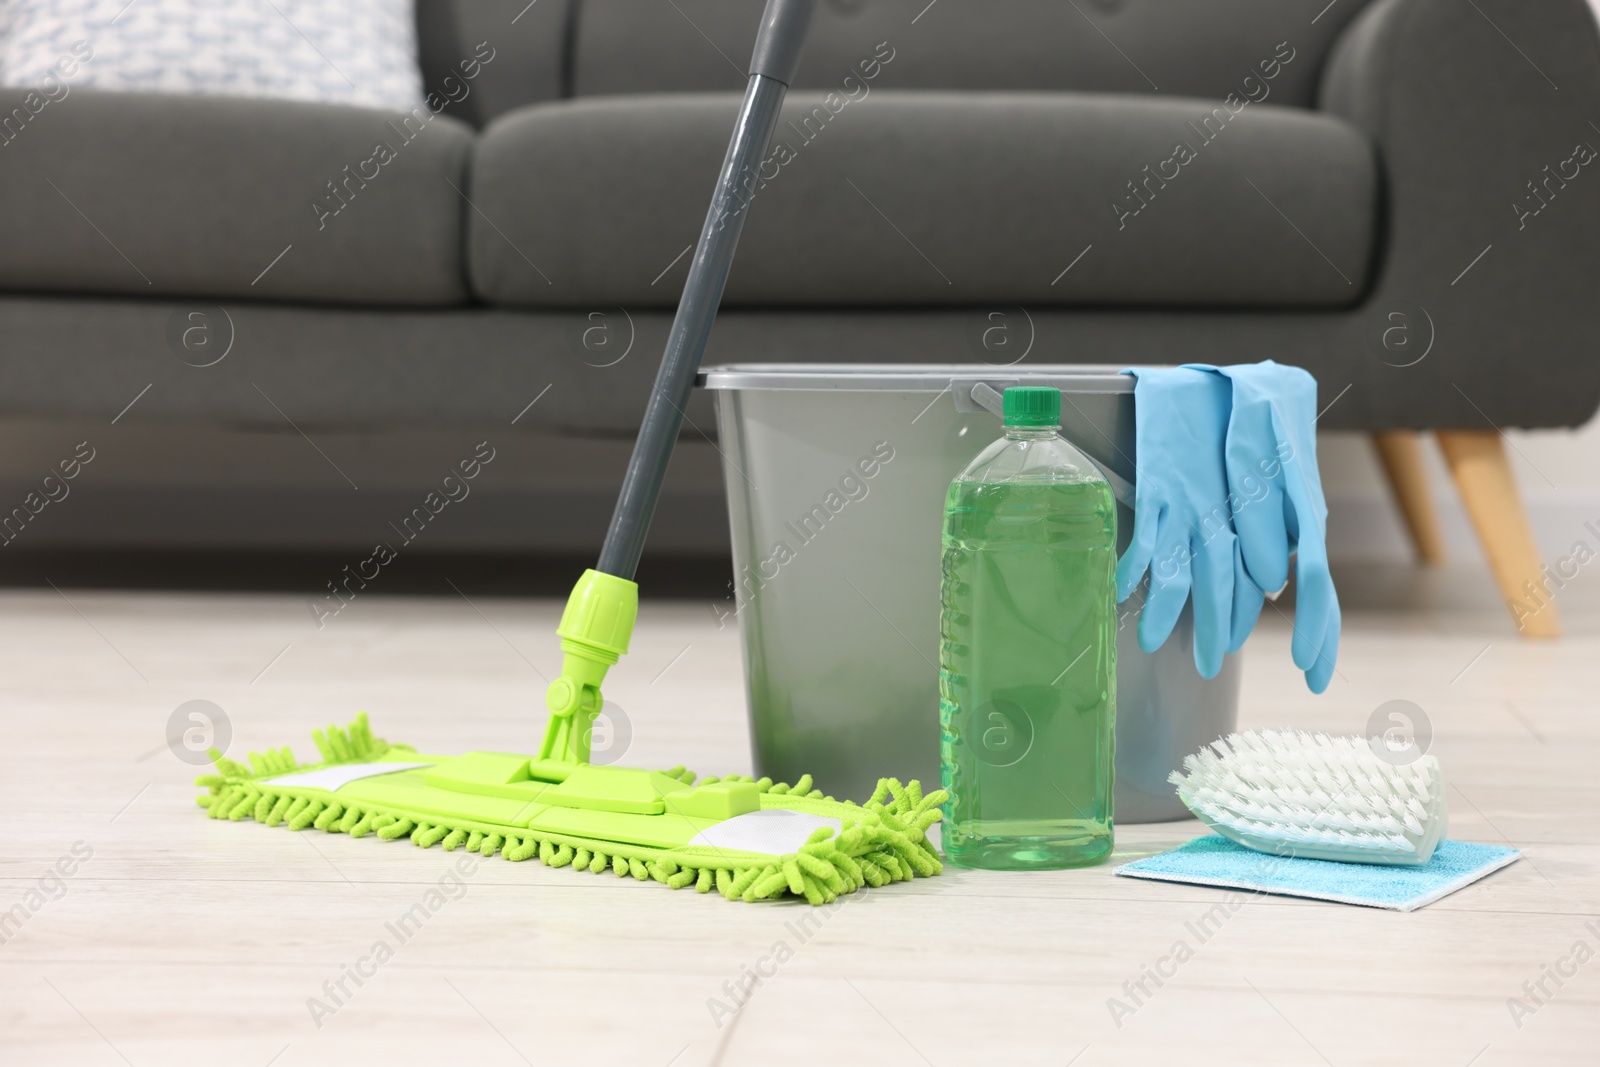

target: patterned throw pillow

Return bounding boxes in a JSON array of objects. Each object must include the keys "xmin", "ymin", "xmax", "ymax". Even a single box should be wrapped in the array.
[{"xmin": 0, "ymin": 0, "xmax": 423, "ymax": 112}]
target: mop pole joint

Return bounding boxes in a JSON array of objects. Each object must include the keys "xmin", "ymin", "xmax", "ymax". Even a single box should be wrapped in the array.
[{"xmin": 540, "ymin": 570, "xmax": 639, "ymax": 765}]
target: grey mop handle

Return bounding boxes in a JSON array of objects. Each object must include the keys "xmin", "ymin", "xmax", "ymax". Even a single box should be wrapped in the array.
[{"xmin": 596, "ymin": 0, "xmax": 819, "ymax": 580}]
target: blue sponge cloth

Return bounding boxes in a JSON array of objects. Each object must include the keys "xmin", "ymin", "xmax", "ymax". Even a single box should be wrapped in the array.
[{"xmin": 1116, "ymin": 835, "xmax": 1520, "ymax": 911}]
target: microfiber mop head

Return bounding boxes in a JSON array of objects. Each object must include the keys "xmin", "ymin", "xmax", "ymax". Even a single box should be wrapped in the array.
[{"xmin": 196, "ymin": 714, "xmax": 946, "ymax": 905}]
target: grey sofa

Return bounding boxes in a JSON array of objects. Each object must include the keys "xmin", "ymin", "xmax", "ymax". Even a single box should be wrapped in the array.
[{"xmin": 1, "ymin": 0, "xmax": 1596, "ymax": 631}]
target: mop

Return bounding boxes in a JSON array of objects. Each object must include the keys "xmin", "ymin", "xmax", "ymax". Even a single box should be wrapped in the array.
[{"xmin": 196, "ymin": 0, "xmax": 946, "ymax": 905}]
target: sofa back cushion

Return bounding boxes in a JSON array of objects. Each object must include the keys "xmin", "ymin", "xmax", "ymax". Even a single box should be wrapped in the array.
[
  {"xmin": 570, "ymin": 0, "xmax": 1375, "ymax": 107},
  {"xmin": 0, "ymin": 89, "xmax": 474, "ymax": 305},
  {"xmin": 414, "ymin": 0, "xmax": 570, "ymax": 126},
  {"xmin": 416, "ymin": 0, "xmax": 1379, "ymax": 127},
  {"xmin": 467, "ymin": 91, "xmax": 1378, "ymax": 310}
]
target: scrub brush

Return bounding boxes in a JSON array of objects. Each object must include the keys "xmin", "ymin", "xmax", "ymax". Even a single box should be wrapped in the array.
[{"xmin": 1169, "ymin": 730, "xmax": 1449, "ymax": 866}]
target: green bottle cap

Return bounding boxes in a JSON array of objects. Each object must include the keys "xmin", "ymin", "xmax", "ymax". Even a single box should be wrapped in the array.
[{"xmin": 1002, "ymin": 386, "xmax": 1061, "ymax": 428}]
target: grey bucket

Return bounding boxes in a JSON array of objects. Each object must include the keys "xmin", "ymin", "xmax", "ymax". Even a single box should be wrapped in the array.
[{"xmin": 700, "ymin": 364, "xmax": 1239, "ymax": 823}]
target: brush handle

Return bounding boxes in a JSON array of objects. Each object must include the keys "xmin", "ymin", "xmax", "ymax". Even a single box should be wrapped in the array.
[{"xmin": 595, "ymin": 0, "xmax": 819, "ymax": 580}]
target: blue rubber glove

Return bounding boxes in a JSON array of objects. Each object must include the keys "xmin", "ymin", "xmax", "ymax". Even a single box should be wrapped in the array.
[
  {"xmin": 1198, "ymin": 361, "xmax": 1341, "ymax": 694},
  {"xmin": 1116, "ymin": 368, "xmax": 1264, "ymax": 679}
]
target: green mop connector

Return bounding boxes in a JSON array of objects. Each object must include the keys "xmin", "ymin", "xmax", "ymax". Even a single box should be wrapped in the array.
[{"xmin": 538, "ymin": 569, "xmax": 638, "ymax": 767}]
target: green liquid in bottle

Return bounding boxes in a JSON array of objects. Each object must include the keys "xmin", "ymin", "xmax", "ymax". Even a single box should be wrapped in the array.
[{"xmin": 939, "ymin": 436, "xmax": 1117, "ymax": 870}]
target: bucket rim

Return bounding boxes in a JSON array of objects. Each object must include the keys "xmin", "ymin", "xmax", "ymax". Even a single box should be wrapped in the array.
[{"xmin": 698, "ymin": 363, "xmax": 1141, "ymax": 393}]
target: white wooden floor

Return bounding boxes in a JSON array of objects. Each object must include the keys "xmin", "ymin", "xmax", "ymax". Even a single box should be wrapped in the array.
[{"xmin": 1, "ymin": 562, "xmax": 1596, "ymax": 1066}]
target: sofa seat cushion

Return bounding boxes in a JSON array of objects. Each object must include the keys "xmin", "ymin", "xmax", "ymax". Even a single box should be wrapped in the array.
[
  {"xmin": 0, "ymin": 89, "xmax": 473, "ymax": 305},
  {"xmin": 468, "ymin": 91, "xmax": 1377, "ymax": 309}
]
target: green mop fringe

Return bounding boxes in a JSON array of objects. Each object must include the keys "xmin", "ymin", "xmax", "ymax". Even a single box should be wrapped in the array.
[{"xmin": 195, "ymin": 713, "xmax": 947, "ymax": 905}]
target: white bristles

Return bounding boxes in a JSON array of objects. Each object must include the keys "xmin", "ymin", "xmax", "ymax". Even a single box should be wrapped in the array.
[{"xmin": 1169, "ymin": 729, "xmax": 1449, "ymax": 866}]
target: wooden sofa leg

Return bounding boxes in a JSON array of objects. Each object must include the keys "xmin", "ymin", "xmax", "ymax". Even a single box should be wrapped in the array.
[
  {"xmin": 1436, "ymin": 430, "xmax": 1561, "ymax": 638},
  {"xmin": 1371, "ymin": 431, "xmax": 1446, "ymax": 565}
]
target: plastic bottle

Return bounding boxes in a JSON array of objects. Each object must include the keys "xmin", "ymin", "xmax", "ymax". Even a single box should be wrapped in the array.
[{"xmin": 939, "ymin": 386, "xmax": 1117, "ymax": 869}]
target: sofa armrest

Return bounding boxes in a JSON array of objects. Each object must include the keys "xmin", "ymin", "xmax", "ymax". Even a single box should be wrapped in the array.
[{"xmin": 1318, "ymin": 0, "xmax": 1600, "ymax": 430}]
